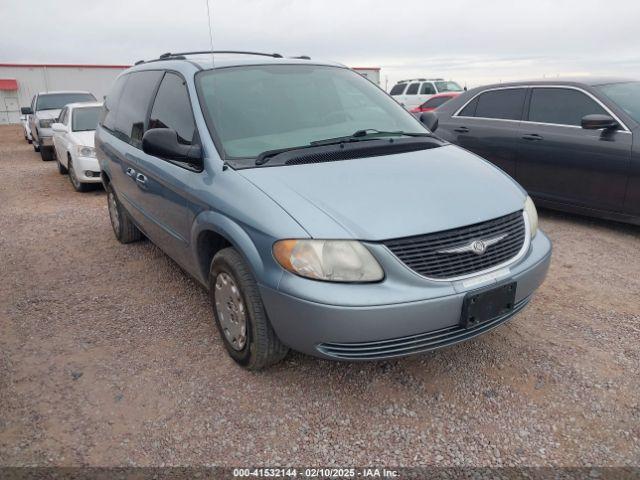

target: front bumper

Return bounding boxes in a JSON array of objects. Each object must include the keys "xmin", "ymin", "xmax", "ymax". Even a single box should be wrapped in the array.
[
  {"xmin": 73, "ymin": 156, "xmax": 101, "ymax": 183},
  {"xmin": 260, "ymin": 231, "xmax": 552, "ymax": 360}
]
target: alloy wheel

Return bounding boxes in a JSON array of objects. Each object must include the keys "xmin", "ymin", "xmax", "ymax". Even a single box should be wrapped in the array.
[{"xmin": 214, "ymin": 272, "xmax": 247, "ymax": 351}]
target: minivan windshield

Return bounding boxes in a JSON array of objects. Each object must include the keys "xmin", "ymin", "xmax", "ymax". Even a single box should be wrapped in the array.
[
  {"xmin": 72, "ymin": 106, "xmax": 102, "ymax": 132},
  {"xmin": 196, "ymin": 65, "xmax": 426, "ymax": 159},
  {"xmin": 596, "ymin": 81, "xmax": 640, "ymax": 123},
  {"xmin": 434, "ymin": 81, "xmax": 463, "ymax": 93},
  {"xmin": 36, "ymin": 93, "xmax": 96, "ymax": 111}
]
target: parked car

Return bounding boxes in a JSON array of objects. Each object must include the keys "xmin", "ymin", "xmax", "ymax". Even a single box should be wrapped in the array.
[
  {"xmin": 410, "ymin": 92, "xmax": 461, "ymax": 114},
  {"xmin": 433, "ymin": 78, "xmax": 640, "ymax": 225},
  {"xmin": 51, "ymin": 102, "xmax": 103, "ymax": 192},
  {"xmin": 21, "ymin": 91, "xmax": 96, "ymax": 161},
  {"xmin": 390, "ymin": 78, "xmax": 463, "ymax": 110},
  {"xmin": 97, "ymin": 51, "xmax": 551, "ymax": 370},
  {"xmin": 21, "ymin": 114, "xmax": 32, "ymax": 143}
]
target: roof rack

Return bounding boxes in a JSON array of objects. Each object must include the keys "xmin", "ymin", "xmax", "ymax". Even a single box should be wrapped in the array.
[
  {"xmin": 158, "ymin": 50, "xmax": 283, "ymax": 60},
  {"xmin": 134, "ymin": 51, "xmax": 310, "ymax": 66},
  {"xmin": 398, "ymin": 78, "xmax": 445, "ymax": 83}
]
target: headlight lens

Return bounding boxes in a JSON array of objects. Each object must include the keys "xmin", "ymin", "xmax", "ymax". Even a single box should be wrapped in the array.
[
  {"xmin": 273, "ymin": 239, "xmax": 384, "ymax": 282},
  {"xmin": 39, "ymin": 119, "xmax": 54, "ymax": 128},
  {"xmin": 524, "ymin": 196, "xmax": 538, "ymax": 238},
  {"xmin": 78, "ymin": 146, "xmax": 96, "ymax": 158}
]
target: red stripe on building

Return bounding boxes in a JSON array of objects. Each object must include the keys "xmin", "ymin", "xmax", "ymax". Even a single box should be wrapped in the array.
[
  {"xmin": 0, "ymin": 63, "xmax": 130, "ymax": 69},
  {"xmin": 0, "ymin": 79, "xmax": 18, "ymax": 90}
]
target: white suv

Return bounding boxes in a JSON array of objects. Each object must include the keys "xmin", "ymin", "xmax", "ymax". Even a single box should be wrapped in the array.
[{"xmin": 390, "ymin": 78, "xmax": 463, "ymax": 110}]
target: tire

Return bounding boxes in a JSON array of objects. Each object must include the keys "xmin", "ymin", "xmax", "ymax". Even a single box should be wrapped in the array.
[
  {"xmin": 27, "ymin": 138, "xmax": 32, "ymax": 144},
  {"xmin": 209, "ymin": 247, "xmax": 289, "ymax": 370},
  {"xmin": 33, "ymin": 141, "xmax": 40, "ymax": 152},
  {"xmin": 56, "ymin": 155, "xmax": 68, "ymax": 174},
  {"xmin": 40, "ymin": 147, "xmax": 54, "ymax": 161},
  {"xmin": 67, "ymin": 158, "xmax": 90, "ymax": 192},
  {"xmin": 106, "ymin": 183, "xmax": 143, "ymax": 243}
]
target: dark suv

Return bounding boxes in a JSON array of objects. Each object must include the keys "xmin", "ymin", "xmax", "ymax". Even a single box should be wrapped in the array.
[{"xmin": 433, "ymin": 78, "xmax": 640, "ymax": 225}]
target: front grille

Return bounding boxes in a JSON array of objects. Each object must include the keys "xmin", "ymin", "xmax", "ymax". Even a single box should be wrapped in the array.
[
  {"xmin": 317, "ymin": 296, "xmax": 530, "ymax": 360},
  {"xmin": 383, "ymin": 211, "xmax": 526, "ymax": 279}
]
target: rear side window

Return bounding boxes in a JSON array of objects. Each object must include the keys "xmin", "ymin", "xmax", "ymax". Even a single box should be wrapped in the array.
[
  {"xmin": 390, "ymin": 84, "xmax": 406, "ymax": 95},
  {"xmin": 406, "ymin": 83, "xmax": 420, "ymax": 95},
  {"xmin": 148, "ymin": 73, "xmax": 196, "ymax": 145},
  {"xmin": 458, "ymin": 96, "xmax": 479, "ymax": 116},
  {"xmin": 420, "ymin": 83, "xmax": 436, "ymax": 95},
  {"xmin": 528, "ymin": 88, "xmax": 607, "ymax": 126},
  {"xmin": 474, "ymin": 88, "xmax": 526, "ymax": 120},
  {"xmin": 113, "ymin": 70, "xmax": 163, "ymax": 148},
  {"xmin": 422, "ymin": 95, "xmax": 452, "ymax": 109},
  {"xmin": 101, "ymin": 75, "xmax": 128, "ymax": 131}
]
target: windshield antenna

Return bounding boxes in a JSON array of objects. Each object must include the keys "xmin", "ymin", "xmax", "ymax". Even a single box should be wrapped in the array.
[{"xmin": 205, "ymin": 0, "xmax": 215, "ymax": 66}]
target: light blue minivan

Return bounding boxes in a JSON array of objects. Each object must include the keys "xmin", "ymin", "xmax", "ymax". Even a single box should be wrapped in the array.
[{"xmin": 96, "ymin": 51, "xmax": 552, "ymax": 369}]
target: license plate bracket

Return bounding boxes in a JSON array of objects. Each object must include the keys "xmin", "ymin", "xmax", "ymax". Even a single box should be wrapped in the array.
[{"xmin": 460, "ymin": 281, "xmax": 516, "ymax": 329}]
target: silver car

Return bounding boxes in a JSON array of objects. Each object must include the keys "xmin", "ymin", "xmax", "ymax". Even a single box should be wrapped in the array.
[
  {"xmin": 21, "ymin": 90, "xmax": 95, "ymax": 161},
  {"xmin": 97, "ymin": 51, "xmax": 552, "ymax": 370}
]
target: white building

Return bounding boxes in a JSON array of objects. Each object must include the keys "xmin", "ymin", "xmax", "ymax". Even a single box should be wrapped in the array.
[
  {"xmin": 0, "ymin": 63, "xmax": 129, "ymax": 124},
  {"xmin": 352, "ymin": 67, "xmax": 381, "ymax": 86}
]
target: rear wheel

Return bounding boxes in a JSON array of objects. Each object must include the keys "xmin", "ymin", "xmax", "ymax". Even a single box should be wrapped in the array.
[
  {"xmin": 106, "ymin": 183, "xmax": 143, "ymax": 243},
  {"xmin": 210, "ymin": 247, "xmax": 288, "ymax": 370}
]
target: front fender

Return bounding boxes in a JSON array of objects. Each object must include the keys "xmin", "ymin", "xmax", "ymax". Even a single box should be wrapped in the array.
[{"xmin": 190, "ymin": 210, "xmax": 284, "ymax": 289}]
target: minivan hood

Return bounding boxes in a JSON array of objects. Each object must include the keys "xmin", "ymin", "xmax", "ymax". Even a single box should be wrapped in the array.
[{"xmin": 239, "ymin": 145, "xmax": 526, "ymax": 240}]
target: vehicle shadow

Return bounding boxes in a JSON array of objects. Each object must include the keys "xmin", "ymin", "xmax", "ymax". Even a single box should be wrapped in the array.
[{"xmin": 537, "ymin": 207, "xmax": 640, "ymax": 235}]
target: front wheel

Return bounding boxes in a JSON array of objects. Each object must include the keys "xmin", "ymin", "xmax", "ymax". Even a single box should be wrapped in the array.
[
  {"xmin": 57, "ymin": 155, "xmax": 68, "ymax": 174},
  {"xmin": 68, "ymin": 159, "xmax": 89, "ymax": 192},
  {"xmin": 210, "ymin": 248, "xmax": 288, "ymax": 370},
  {"xmin": 40, "ymin": 146, "xmax": 54, "ymax": 161}
]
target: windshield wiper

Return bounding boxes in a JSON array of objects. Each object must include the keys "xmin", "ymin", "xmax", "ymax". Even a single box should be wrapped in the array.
[
  {"xmin": 309, "ymin": 129, "xmax": 432, "ymax": 146},
  {"xmin": 255, "ymin": 130, "xmax": 435, "ymax": 166}
]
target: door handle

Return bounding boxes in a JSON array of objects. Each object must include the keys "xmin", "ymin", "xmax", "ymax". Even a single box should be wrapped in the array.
[
  {"xmin": 125, "ymin": 167, "xmax": 136, "ymax": 177},
  {"xmin": 135, "ymin": 173, "xmax": 148, "ymax": 188},
  {"xmin": 522, "ymin": 134, "xmax": 543, "ymax": 141},
  {"xmin": 454, "ymin": 126, "xmax": 469, "ymax": 133}
]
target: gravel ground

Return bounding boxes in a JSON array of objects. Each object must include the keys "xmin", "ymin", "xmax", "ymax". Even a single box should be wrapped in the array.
[{"xmin": 0, "ymin": 124, "xmax": 639, "ymax": 468}]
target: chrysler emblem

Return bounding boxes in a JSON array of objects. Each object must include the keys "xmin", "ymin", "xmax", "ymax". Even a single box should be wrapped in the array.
[
  {"xmin": 470, "ymin": 240, "xmax": 487, "ymax": 255},
  {"xmin": 437, "ymin": 233, "xmax": 508, "ymax": 256}
]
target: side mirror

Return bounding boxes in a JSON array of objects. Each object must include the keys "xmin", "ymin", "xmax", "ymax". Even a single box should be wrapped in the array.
[
  {"xmin": 142, "ymin": 128, "xmax": 202, "ymax": 165},
  {"xmin": 581, "ymin": 114, "xmax": 618, "ymax": 130},
  {"xmin": 419, "ymin": 111, "xmax": 438, "ymax": 132},
  {"xmin": 51, "ymin": 123, "xmax": 67, "ymax": 133},
  {"xmin": 21, "ymin": 107, "xmax": 33, "ymax": 115}
]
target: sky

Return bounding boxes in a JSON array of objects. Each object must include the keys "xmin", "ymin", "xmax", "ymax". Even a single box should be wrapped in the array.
[{"xmin": 2, "ymin": 0, "xmax": 639, "ymax": 90}]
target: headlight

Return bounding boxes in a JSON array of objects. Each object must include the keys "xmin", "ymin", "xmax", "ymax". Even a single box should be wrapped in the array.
[
  {"xmin": 524, "ymin": 196, "xmax": 538, "ymax": 238},
  {"xmin": 273, "ymin": 239, "xmax": 384, "ymax": 282},
  {"xmin": 77, "ymin": 146, "xmax": 96, "ymax": 158},
  {"xmin": 39, "ymin": 119, "xmax": 54, "ymax": 128}
]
